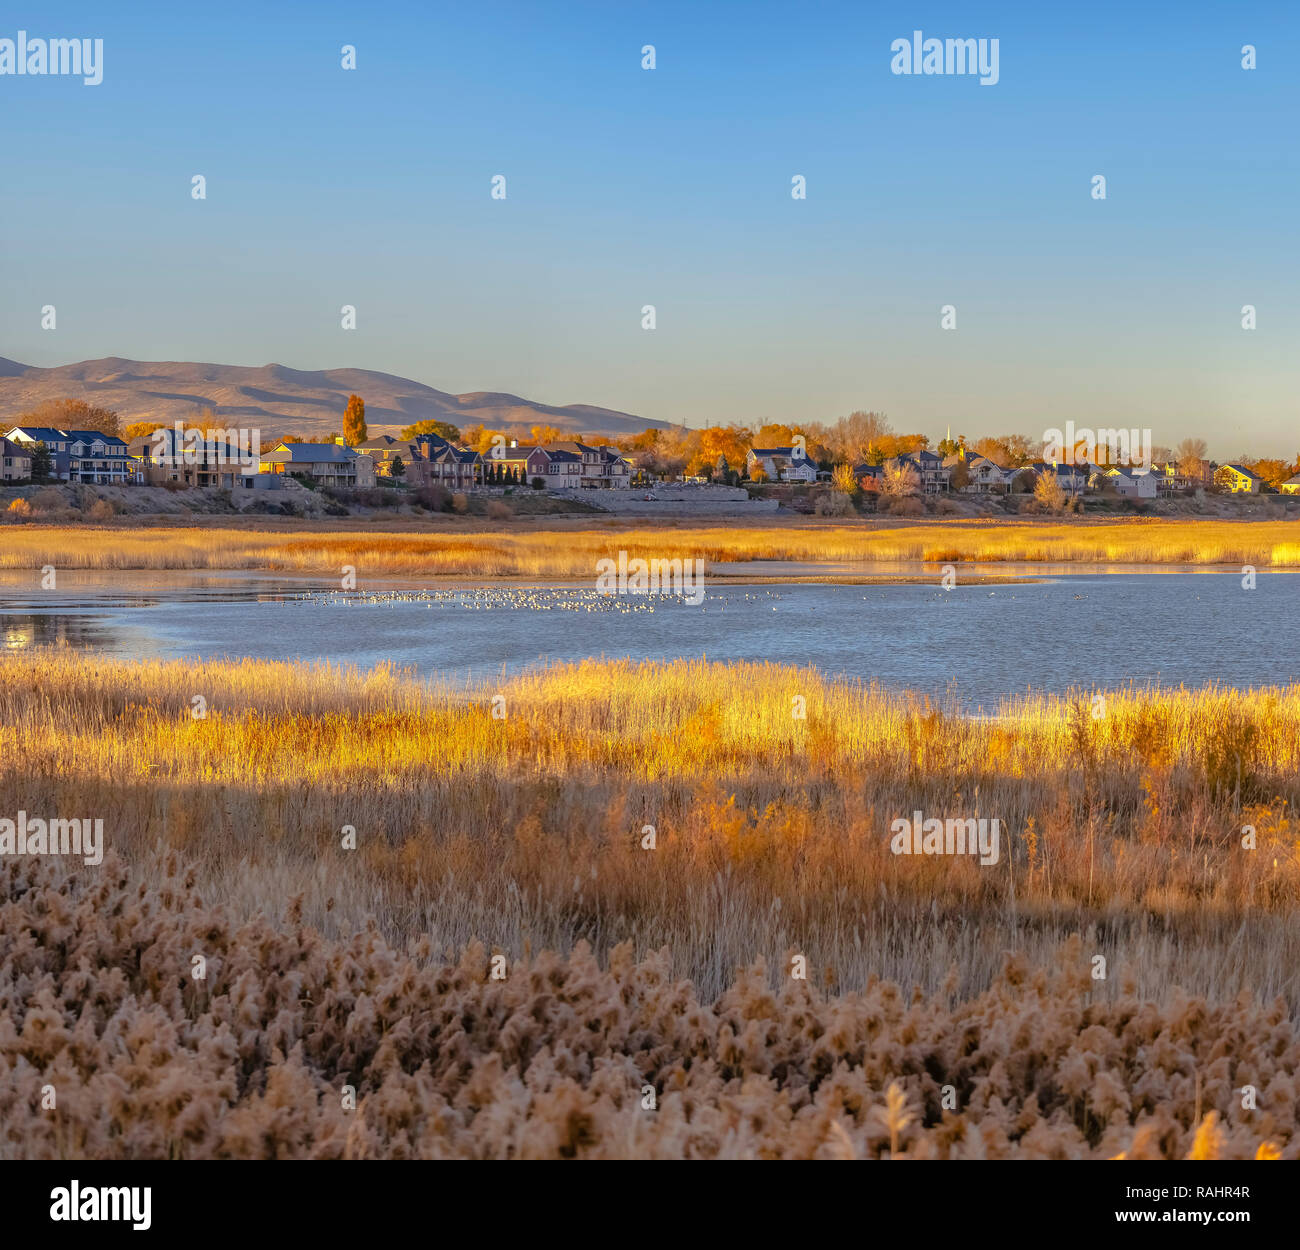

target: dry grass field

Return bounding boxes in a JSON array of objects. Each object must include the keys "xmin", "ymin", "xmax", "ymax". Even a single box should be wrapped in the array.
[
  {"xmin": 2, "ymin": 518, "xmax": 1299, "ymax": 577},
  {"xmin": 2, "ymin": 652, "xmax": 1298, "ymax": 1157}
]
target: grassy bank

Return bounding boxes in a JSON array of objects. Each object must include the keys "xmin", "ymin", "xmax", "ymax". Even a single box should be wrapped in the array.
[
  {"xmin": 1, "ymin": 518, "xmax": 1299, "ymax": 577},
  {"xmin": 1, "ymin": 652, "xmax": 1297, "ymax": 1004},
  {"xmin": 3, "ymin": 652, "xmax": 1299, "ymax": 1158}
]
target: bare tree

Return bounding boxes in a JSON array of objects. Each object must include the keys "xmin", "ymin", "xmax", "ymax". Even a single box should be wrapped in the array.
[
  {"xmin": 880, "ymin": 458, "xmax": 921, "ymax": 496},
  {"xmin": 1175, "ymin": 438, "xmax": 1208, "ymax": 477}
]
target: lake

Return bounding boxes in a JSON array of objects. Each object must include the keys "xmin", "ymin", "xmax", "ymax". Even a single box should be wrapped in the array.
[{"xmin": 1, "ymin": 570, "xmax": 1296, "ymax": 709}]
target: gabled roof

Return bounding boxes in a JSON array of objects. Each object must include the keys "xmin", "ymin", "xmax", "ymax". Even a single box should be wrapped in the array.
[
  {"xmin": 412, "ymin": 433, "xmax": 456, "ymax": 453},
  {"xmin": 1284, "ymin": 474, "xmax": 1300, "ymax": 486},
  {"xmin": 5, "ymin": 426, "xmax": 67, "ymax": 441},
  {"xmin": 64, "ymin": 430, "xmax": 128, "ymax": 447},
  {"xmin": 270, "ymin": 442, "xmax": 357, "ymax": 463},
  {"xmin": 5, "ymin": 426, "xmax": 126, "ymax": 447},
  {"xmin": 489, "ymin": 444, "xmax": 546, "ymax": 461},
  {"xmin": 1225, "ymin": 463, "xmax": 1261, "ymax": 480},
  {"xmin": 0, "ymin": 437, "xmax": 29, "ymax": 457}
]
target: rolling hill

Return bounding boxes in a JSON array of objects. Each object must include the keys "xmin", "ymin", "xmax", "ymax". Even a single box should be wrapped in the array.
[{"xmin": 0, "ymin": 357, "xmax": 668, "ymax": 441}]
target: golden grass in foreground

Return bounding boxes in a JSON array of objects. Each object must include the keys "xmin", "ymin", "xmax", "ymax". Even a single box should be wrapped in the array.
[
  {"xmin": 2, "ymin": 652, "xmax": 1297, "ymax": 1006},
  {"xmin": 2, "ymin": 517, "xmax": 1299, "ymax": 575},
  {"xmin": 2, "ymin": 853, "xmax": 1295, "ymax": 1159}
]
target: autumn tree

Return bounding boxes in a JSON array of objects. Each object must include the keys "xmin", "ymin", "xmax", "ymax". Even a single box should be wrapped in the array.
[
  {"xmin": 1033, "ymin": 471, "xmax": 1067, "ymax": 513},
  {"xmin": 21, "ymin": 398, "xmax": 122, "ymax": 438},
  {"xmin": 343, "ymin": 395, "xmax": 367, "ymax": 446},
  {"xmin": 880, "ymin": 459, "xmax": 921, "ymax": 496},
  {"xmin": 831, "ymin": 463, "xmax": 859, "ymax": 494},
  {"xmin": 123, "ymin": 421, "xmax": 166, "ymax": 441},
  {"xmin": 400, "ymin": 419, "xmax": 460, "ymax": 441},
  {"xmin": 1175, "ymin": 438, "xmax": 1208, "ymax": 477},
  {"xmin": 1249, "ymin": 458, "xmax": 1290, "ymax": 489}
]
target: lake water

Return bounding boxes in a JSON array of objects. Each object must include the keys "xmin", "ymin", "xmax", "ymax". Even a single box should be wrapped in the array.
[{"xmin": 1, "ymin": 571, "xmax": 1296, "ymax": 709}]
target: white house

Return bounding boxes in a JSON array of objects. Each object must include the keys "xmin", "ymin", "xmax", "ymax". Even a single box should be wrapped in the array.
[
  {"xmin": 746, "ymin": 447, "xmax": 818, "ymax": 482},
  {"xmin": 1093, "ymin": 466, "xmax": 1157, "ymax": 498},
  {"xmin": 944, "ymin": 452, "xmax": 1007, "ymax": 493}
]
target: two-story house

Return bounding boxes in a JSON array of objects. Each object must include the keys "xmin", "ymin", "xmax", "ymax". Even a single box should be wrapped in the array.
[
  {"xmin": 4, "ymin": 426, "xmax": 133, "ymax": 484},
  {"xmin": 745, "ymin": 446, "xmax": 818, "ymax": 483},
  {"xmin": 261, "ymin": 440, "xmax": 376, "ymax": 488},
  {"xmin": 897, "ymin": 449, "xmax": 951, "ymax": 493},
  {"xmin": 1216, "ymin": 463, "xmax": 1262, "ymax": 494},
  {"xmin": 545, "ymin": 441, "xmax": 632, "ymax": 488},
  {"xmin": 130, "ymin": 427, "xmax": 260, "ymax": 488},
  {"xmin": 0, "ymin": 436, "xmax": 32, "ymax": 482}
]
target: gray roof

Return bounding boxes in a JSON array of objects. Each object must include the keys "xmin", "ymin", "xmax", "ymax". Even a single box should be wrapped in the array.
[{"xmin": 272, "ymin": 442, "xmax": 357, "ymax": 463}]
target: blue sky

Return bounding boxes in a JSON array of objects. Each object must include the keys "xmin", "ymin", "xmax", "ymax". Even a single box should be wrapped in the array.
[{"xmin": 2, "ymin": 1, "xmax": 1297, "ymax": 455}]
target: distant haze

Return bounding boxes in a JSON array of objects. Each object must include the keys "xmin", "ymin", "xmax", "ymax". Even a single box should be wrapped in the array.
[{"xmin": 0, "ymin": 358, "xmax": 668, "ymax": 441}]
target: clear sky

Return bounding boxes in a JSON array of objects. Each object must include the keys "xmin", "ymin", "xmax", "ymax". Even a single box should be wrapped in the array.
[{"xmin": 2, "ymin": 1, "xmax": 1297, "ymax": 456}]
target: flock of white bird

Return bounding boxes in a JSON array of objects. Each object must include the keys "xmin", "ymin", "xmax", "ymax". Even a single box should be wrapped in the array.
[{"xmin": 296, "ymin": 587, "xmax": 787, "ymax": 614}]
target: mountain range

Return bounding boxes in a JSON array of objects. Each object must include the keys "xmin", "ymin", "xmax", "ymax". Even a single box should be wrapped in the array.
[{"xmin": 0, "ymin": 357, "xmax": 667, "ymax": 441}]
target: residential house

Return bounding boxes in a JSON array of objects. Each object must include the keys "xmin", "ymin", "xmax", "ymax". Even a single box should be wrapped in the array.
[
  {"xmin": 416, "ymin": 435, "xmax": 481, "ymax": 489},
  {"xmin": 542, "ymin": 448, "xmax": 583, "ymax": 489},
  {"xmin": 260, "ymin": 440, "xmax": 376, "ymax": 489},
  {"xmin": 483, "ymin": 442, "xmax": 550, "ymax": 485},
  {"xmin": 1281, "ymin": 475, "xmax": 1300, "ymax": 495},
  {"xmin": 4, "ymin": 426, "xmax": 134, "ymax": 484},
  {"xmin": 1028, "ymin": 462, "xmax": 1088, "ymax": 495},
  {"xmin": 1150, "ymin": 459, "xmax": 1216, "ymax": 493},
  {"xmin": 0, "ymin": 436, "xmax": 32, "ymax": 482},
  {"xmin": 1092, "ymin": 466, "xmax": 1157, "ymax": 499},
  {"xmin": 943, "ymin": 452, "xmax": 1007, "ymax": 493},
  {"xmin": 1217, "ymin": 463, "xmax": 1262, "ymax": 494},
  {"xmin": 745, "ymin": 447, "xmax": 818, "ymax": 482},
  {"xmin": 545, "ymin": 441, "xmax": 632, "ymax": 488},
  {"xmin": 129, "ymin": 427, "xmax": 260, "ymax": 489},
  {"xmin": 355, "ymin": 435, "xmax": 431, "ymax": 485},
  {"xmin": 851, "ymin": 463, "xmax": 884, "ymax": 494},
  {"xmin": 897, "ymin": 449, "xmax": 951, "ymax": 493}
]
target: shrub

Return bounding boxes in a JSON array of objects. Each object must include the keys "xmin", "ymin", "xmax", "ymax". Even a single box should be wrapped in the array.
[
  {"xmin": 1, "ymin": 850, "xmax": 1296, "ymax": 1160},
  {"xmin": 414, "ymin": 484, "xmax": 451, "ymax": 512},
  {"xmin": 451, "ymin": 493, "xmax": 469, "ymax": 514},
  {"xmin": 880, "ymin": 495, "xmax": 924, "ymax": 517},
  {"xmin": 5, "ymin": 498, "xmax": 32, "ymax": 520},
  {"xmin": 85, "ymin": 498, "xmax": 115, "ymax": 522},
  {"xmin": 486, "ymin": 499, "xmax": 512, "ymax": 521},
  {"xmin": 814, "ymin": 491, "xmax": 854, "ymax": 517}
]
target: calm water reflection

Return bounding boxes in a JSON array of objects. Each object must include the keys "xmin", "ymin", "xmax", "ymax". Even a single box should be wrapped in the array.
[{"xmin": 1, "ymin": 571, "xmax": 1296, "ymax": 710}]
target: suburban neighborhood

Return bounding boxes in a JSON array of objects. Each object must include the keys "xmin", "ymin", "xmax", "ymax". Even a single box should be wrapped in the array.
[{"xmin": 1, "ymin": 397, "xmax": 1296, "ymax": 520}]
